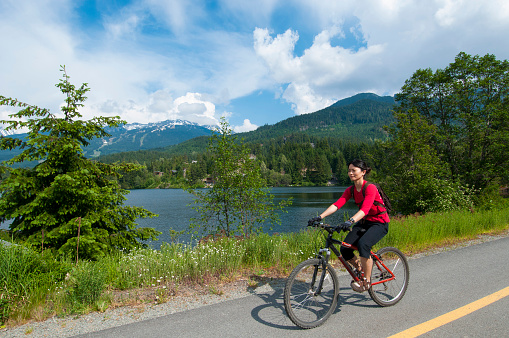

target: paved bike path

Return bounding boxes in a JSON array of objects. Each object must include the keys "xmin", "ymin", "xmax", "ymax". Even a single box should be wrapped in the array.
[{"xmin": 76, "ymin": 235, "xmax": 509, "ymax": 337}]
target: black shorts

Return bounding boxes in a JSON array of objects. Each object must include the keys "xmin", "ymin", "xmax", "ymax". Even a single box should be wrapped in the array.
[{"xmin": 340, "ymin": 221, "xmax": 389, "ymax": 259}]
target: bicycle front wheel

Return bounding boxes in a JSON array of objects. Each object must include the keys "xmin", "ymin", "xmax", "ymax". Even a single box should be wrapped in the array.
[
  {"xmin": 369, "ymin": 247, "xmax": 409, "ymax": 306},
  {"xmin": 284, "ymin": 258, "xmax": 339, "ymax": 329}
]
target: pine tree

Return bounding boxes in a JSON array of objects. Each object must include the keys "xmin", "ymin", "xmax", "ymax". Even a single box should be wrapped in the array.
[{"xmin": 0, "ymin": 66, "xmax": 159, "ymax": 259}]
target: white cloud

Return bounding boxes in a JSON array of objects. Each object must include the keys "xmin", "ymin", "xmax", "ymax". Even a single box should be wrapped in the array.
[
  {"xmin": 282, "ymin": 83, "xmax": 334, "ymax": 115},
  {"xmin": 174, "ymin": 93, "xmax": 218, "ymax": 125},
  {"xmin": 0, "ymin": 0, "xmax": 268, "ymax": 127},
  {"xmin": 254, "ymin": 26, "xmax": 384, "ymax": 114},
  {"xmin": 145, "ymin": 0, "xmax": 206, "ymax": 34},
  {"xmin": 233, "ymin": 119, "xmax": 259, "ymax": 133},
  {"xmin": 105, "ymin": 14, "xmax": 142, "ymax": 39},
  {"xmin": 253, "ymin": 28, "xmax": 301, "ymax": 84},
  {"xmin": 1, "ymin": 0, "xmax": 509, "ymax": 129},
  {"xmin": 86, "ymin": 91, "xmax": 220, "ymax": 126},
  {"xmin": 251, "ymin": 0, "xmax": 509, "ymax": 115}
]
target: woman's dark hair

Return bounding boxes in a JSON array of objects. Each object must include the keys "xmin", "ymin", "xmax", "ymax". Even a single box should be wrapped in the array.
[{"xmin": 348, "ymin": 159, "xmax": 371, "ymax": 176}]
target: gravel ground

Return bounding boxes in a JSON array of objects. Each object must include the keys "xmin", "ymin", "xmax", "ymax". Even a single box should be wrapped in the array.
[
  {"xmin": 1, "ymin": 229, "xmax": 508, "ymax": 338},
  {"xmin": 0, "ymin": 279, "xmax": 282, "ymax": 338}
]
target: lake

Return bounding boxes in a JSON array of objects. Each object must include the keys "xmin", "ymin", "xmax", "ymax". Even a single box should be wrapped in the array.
[
  {"xmin": 1, "ymin": 186, "xmax": 358, "ymax": 249},
  {"xmin": 125, "ymin": 186, "xmax": 357, "ymax": 248}
]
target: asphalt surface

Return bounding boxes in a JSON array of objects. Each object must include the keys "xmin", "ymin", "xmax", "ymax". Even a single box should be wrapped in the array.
[{"xmin": 76, "ymin": 236, "xmax": 509, "ymax": 337}]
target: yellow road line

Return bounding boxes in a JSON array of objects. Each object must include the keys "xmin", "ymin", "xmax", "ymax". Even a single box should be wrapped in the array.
[{"xmin": 389, "ymin": 286, "xmax": 509, "ymax": 338}]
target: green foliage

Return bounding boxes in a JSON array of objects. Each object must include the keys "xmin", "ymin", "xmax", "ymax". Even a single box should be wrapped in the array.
[
  {"xmin": 379, "ymin": 208, "xmax": 509, "ymax": 253},
  {"xmin": 473, "ymin": 182, "xmax": 509, "ymax": 211},
  {"xmin": 0, "ymin": 244, "xmax": 72, "ymax": 324},
  {"xmin": 185, "ymin": 118, "xmax": 292, "ymax": 238},
  {"xmin": 382, "ymin": 108, "xmax": 446, "ymax": 213},
  {"xmin": 0, "ymin": 66, "xmax": 160, "ymax": 259},
  {"xmin": 414, "ymin": 178, "xmax": 477, "ymax": 213},
  {"xmin": 1, "ymin": 207, "xmax": 508, "ymax": 324},
  {"xmin": 65, "ymin": 261, "xmax": 107, "ymax": 310},
  {"xmin": 384, "ymin": 52, "xmax": 509, "ymax": 213}
]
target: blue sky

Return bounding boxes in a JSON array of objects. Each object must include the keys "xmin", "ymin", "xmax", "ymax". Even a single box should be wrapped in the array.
[{"xmin": 1, "ymin": 0, "xmax": 509, "ymax": 132}]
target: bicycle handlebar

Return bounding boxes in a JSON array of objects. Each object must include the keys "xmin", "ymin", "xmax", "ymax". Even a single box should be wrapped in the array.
[{"xmin": 307, "ymin": 222, "xmax": 350, "ymax": 233}]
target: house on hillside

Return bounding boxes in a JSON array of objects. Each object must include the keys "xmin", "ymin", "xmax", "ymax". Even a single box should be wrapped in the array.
[
  {"xmin": 203, "ymin": 177, "xmax": 214, "ymax": 187},
  {"xmin": 501, "ymin": 186, "xmax": 508, "ymax": 197}
]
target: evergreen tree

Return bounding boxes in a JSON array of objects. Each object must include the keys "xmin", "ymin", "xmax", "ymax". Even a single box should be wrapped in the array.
[{"xmin": 0, "ymin": 66, "xmax": 159, "ymax": 259}]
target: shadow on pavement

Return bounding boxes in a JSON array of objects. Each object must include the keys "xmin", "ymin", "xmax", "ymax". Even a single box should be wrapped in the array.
[{"xmin": 247, "ymin": 274, "xmax": 376, "ymax": 330}]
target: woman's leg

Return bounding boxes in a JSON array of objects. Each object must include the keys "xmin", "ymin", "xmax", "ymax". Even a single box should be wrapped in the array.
[
  {"xmin": 360, "ymin": 256, "xmax": 373, "ymax": 286},
  {"xmin": 347, "ymin": 256, "xmax": 362, "ymax": 271},
  {"xmin": 357, "ymin": 222, "xmax": 388, "ymax": 286},
  {"xmin": 339, "ymin": 226, "xmax": 364, "ymax": 261}
]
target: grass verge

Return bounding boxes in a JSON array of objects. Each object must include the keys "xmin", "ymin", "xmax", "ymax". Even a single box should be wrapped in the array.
[{"xmin": 1, "ymin": 207, "xmax": 508, "ymax": 327}]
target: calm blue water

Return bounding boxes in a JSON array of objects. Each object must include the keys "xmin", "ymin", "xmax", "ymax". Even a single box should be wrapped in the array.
[
  {"xmin": 125, "ymin": 187, "xmax": 357, "ymax": 248},
  {"xmin": 1, "ymin": 187, "xmax": 358, "ymax": 248}
]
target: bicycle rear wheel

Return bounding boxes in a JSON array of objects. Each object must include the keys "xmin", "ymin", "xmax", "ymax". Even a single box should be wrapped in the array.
[
  {"xmin": 369, "ymin": 247, "xmax": 409, "ymax": 306},
  {"xmin": 284, "ymin": 258, "xmax": 339, "ymax": 329}
]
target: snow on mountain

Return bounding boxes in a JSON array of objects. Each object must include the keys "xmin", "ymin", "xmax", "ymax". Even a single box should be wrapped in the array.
[
  {"xmin": 0, "ymin": 129, "xmax": 16, "ymax": 137},
  {"xmin": 0, "ymin": 119, "xmax": 216, "ymax": 137},
  {"xmin": 122, "ymin": 119, "xmax": 216, "ymax": 132}
]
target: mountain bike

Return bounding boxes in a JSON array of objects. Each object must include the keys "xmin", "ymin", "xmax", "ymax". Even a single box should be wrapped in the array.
[{"xmin": 284, "ymin": 222, "xmax": 409, "ymax": 329}]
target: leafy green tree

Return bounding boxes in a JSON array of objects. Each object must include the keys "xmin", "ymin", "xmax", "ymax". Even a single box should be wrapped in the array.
[
  {"xmin": 0, "ymin": 66, "xmax": 160, "ymax": 259},
  {"xmin": 385, "ymin": 52, "xmax": 509, "ymax": 213},
  {"xmin": 186, "ymin": 156, "xmax": 207, "ymax": 185},
  {"xmin": 186, "ymin": 118, "xmax": 291, "ymax": 237},
  {"xmin": 310, "ymin": 153, "xmax": 331, "ymax": 185},
  {"xmin": 331, "ymin": 150, "xmax": 348, "ymax": 185},
  {"xmin": 383, "ymin": 109, "xmax": 452, "ymax": 213}
]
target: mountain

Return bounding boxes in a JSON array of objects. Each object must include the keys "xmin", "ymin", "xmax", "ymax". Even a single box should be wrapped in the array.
[
  {"xmin": 83, "ymin": 120, "xmax": 213, "ymax": 158},
  {"xmin": 240, "ymin": 93, "xmax": 395, "ymax": 142},
  {"xmin": 0, "ymin": 93, "xmax": 396, "ymax": 164},
  {"xmin": 330, "ymin": 92, "xmax": 395, "ymax": 108},
  {"xmin": 0, "ymin": 119, "xmax": 213, "ymax": 163},
  {"xmin": 143, "ymin": 93, "xmax": 396, "ymax": 158},
  {"xmin": 0, "ymin": 129, "xmax": 19, "ymax": 137}
]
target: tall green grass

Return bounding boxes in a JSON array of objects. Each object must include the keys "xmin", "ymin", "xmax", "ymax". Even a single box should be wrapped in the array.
[
  {"xmin": 101, "ymin": 230, "xmax": 323, "ymax": 291},
  {"xmin": 0, "ymin": 246, "xmax": 72, "ymax": 324},
  {"xmin": 1, "ymin": 207, "xmax": 508, "ymax": 326},
  {"xmin": 379, "ymin": 208, "xmax": 509, "ymax": 253}
]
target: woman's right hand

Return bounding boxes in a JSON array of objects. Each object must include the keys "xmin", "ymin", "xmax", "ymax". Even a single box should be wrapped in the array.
[
  {"xmin": 336, "ymin": 220, "xmax": 353, "ymax": 232},
  {"xmin": 308, "ymin": 216, "xmax": 322, "ymax": 226}
]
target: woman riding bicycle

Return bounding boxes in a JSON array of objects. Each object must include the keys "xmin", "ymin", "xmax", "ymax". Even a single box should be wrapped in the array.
[{"xmin": 309, "ymin": 159, "xmax": 390, "ymax": 292}]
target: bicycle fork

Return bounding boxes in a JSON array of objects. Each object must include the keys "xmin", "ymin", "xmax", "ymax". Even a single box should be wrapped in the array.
[{"xmin": 310, "ymin": 248, "xmax": 331, "ymax": 296}]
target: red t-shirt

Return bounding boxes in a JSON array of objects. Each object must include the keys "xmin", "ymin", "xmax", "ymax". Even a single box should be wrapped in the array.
[{"xmin": 333, "ymin": 182, "xmax": 390, "ymax": 223}]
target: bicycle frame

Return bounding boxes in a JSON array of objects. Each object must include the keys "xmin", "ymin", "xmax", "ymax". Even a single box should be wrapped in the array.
[{"xmin": 315, "ymin": 225, "xmax": 397, "ymax": 291}]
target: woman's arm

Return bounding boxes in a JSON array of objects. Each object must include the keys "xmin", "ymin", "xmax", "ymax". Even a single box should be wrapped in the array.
[
  {"xmin": 321, "ymin": 205, "xmax": 365, "ymax": 223},
  {"xmin": 320, "ymin": 204, "xmax": 338, "ymax": 219},
  {"xmin": 349, "ymin": 210, "xmax": 366, "ymax": 223}
]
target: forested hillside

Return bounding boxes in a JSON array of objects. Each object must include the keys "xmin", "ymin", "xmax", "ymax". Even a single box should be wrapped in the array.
[
  {"xmin": 99, "ymin": 93, "xmax": 394, "ymax": 189},
  {"xmin": 102, "ymin": 132, "xmax": 380, "ymax": 189},
  {"xmin": 239, "ymin": 93, "xmax": 395, "ymax": 142},
  {"xmin": 100, "ymin": 93, "xmax": 394, "ymax": 161}
]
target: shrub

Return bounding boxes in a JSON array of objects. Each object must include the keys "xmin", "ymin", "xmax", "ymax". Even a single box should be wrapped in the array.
[
  {"xmin": 415, "ymin": 178, "xmax": 477, "ymax": 213},
  {"xmin": 66, "ymin": 261, "xmax": 107, "ymax": 310}
]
